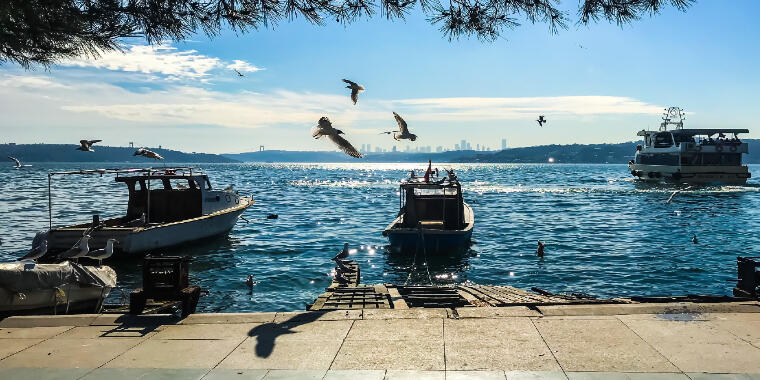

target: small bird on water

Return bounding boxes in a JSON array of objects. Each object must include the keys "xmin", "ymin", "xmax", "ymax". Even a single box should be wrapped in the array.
[
  {"xmin": 342, "ymin": 79, "xmax": 364, "ymax": 105},
  {"xmin": 266, "ymin": 214, "xmax": 278, "ymax": 219},
  {"xmin": 380, "ymin": 112, "xmax": 417, "ymax": 141},
  {"xmin": 134, "ymin": 148, "xmax": 164, "ymax": 160},
  {"xmin": 692, "ymin": 234, "xmax": 698, "ymax": 244},
  {"xmin": 246, "ymin": 275, "xmax": 255, "ymax": 288},
  {"xmin": 536, "ymin": 240, "xmax": 545, "ymax": 257},
  {"xmin": 311, "ymin": 117, "xmax": 363, "ymax": 158},
  {"xmin": 536, "ymin": 115, "xmax": 547, "ymax": 127},
  {"xmin": 76, "ymin": 139, "xmax": 102, "ymax": 152}
]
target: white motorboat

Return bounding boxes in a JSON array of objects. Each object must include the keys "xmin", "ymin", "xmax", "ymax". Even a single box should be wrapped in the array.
[
  {"xmin": 628, "ymin": 107, "xmax": 751, "ymax": 184},
  {"xmin": 42, "ymin": 167, "xmax": 254, "ymax": 257},
  {"xmin": 0, "ymin": 261, "xmax": 116, "ymax": 316}
]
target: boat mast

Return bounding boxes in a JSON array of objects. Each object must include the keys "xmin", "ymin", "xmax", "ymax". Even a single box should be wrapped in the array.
[
  {"xmin": 660, "ymin": 107, "xmax": 686, "ymax": 131},
  {"xmin": 48, "ymin": 173, "xmax": 52, "ymax": 229}
]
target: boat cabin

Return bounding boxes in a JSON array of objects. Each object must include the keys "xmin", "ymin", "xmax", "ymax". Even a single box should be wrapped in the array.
[
  {"xmin": 635, "ymin": 128, "xmax": 749, "ymax": 167},
  {"xmin": 396, "ymin": 173, "xmax": 466, "ymax": 231}
]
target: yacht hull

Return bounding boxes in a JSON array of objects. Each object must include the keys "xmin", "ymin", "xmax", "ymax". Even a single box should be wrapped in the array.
[{"xmin": 628, "ymin": 163, "xmax": 750, "ymax": 185}]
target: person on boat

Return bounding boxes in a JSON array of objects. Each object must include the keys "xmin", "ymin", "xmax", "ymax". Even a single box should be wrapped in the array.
[
  {"xmin": 423, "ymin": 160, "xmax": 433, "ymax": 182},
  {"xmin": 536, "ymin": 241, "xmax": 545, "ymax": 257}
]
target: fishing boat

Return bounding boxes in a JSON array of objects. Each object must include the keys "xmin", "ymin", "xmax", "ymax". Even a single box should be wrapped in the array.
[
  {"xmin": 42, "ymin": 167, "xmax": 254, "ymax": 257},
  {"xmin": 0, "ymin": 261, "xmax": 116, "ymax": 317},
  {"xmin": 628, "ymin": 107, "xmax": 751, "ymax": 184},
  {"xmin": 382, "ymin": 166, "xmax": 474, "ymax": 254}
]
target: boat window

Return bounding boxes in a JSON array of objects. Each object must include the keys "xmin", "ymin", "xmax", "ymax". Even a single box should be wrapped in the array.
[
  {"xmin": 169, "ymin": 179, "xmax": 192, "ymax": 190},
  {"xmin": 413, "ymin": 188, "xmax": 458, "ymax": 196},
  {"xmin": 653, "ymin": 133, "xmax": 674, "ymax": 148}
]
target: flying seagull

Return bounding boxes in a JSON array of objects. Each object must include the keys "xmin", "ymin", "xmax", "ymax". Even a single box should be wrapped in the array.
[
  {"xmin": 18, "ymin": 240, "xmax": 48, "ymax": 262},
  {"xmin": 342, "ymin": 79, "xmax": 364, "ymax": 105},
  {"xmin": 381, "ymin": 112, "xmax": 417, "ymax": 141},
  {"xmin": 87, "ymin": 238, "xmax": 117, "ymax": 265},
  {"xmin": 311, "ymin": 117, "xmax": 363, "ymax": 158},
  {"xmin": 60, "ymin": 235, "xmax": 91, "ymax": 261},
  {"xmin": 8, "ymin": 156, "xmax": 22, "ymax": 169},
  {"xmin": 536, "ymin": 115, "xmax": 547, "ymax": 127},
  {"xmin": 134, "ymin": 148, "xmax": 164, "ymax": 160},
  {"xmin": 76, "ymin": 139, "xmax": 102, "ymax": 152},
  {"xmin": 233, "ymin": 68, "xmax": 244, "ymax": 77}
]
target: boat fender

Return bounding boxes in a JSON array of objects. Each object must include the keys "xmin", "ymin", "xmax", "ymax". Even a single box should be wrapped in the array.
[
  {"xmin": 730, "ymin": 145, "xmax": 737, "ymax": 152},
  {"xmin": 715, "ymin": 145, "xmax": 723, "ymax": 152},
  {"xmin": 225, "ymin": 194, "xmax": 231, "ymax": 202}
]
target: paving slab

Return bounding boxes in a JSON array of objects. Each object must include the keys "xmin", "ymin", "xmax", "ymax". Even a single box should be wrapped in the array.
[
  {"xmin": 444, "ymin": 318, "xmax": 560, "ymax": 371},
  {"xmin": 452, "ymin": 307, "xmax": 540, "ymax": 319},
  {"xmin": 0, "ymin": 367, "xmax": 90, "ymax": 380},
  {"xmin": 622, "ymin": 319, "xmax": 760, "ymax": 373},
  {"xmin": 0, "ymin": 338, "xmax": 45, "ymax": 360},
  {"xmin": 533, "ymin": 318, "xmax": 677, "ymax": 372},
  {"xmin": 362, "ymin": 308, "xmax": 447, "ymax": 320},
  {"xmin": 261, "ymin": 369, "xmax": 326, "ymax": 379},
  {"xmin": 182, "ymin": 313, "xmax": 277, "ymax": 324},
  {"xmin": 710, "ymin": 318, "xmax": 760, "ymax": 347},
  {"xmin": 106, "ymin": 338, "xmax": 244, "ymax": 369},
  {"xmin": 346, "ymin": 318, "xmax": 442, "ymax": 341},
  {"xmin": 55, "ymin": 325, "xmax": 162, "ymax": 339},
  {"xmin": 331, "ymin": 339, "xmax": 445, "ymax": 370},
  {"xmin": 273, "ymin": 310, "xmax": 361, "ymax": 323},
  {"xmin": 565, "ymin": 372, "xmax": 689, "ymax": 379},
  {"xmin": 384, "ymin": 370, "xmax": 445, "ymax": 380},
  {"xmin": 0, "ymin": 337, "xmax": 144, "ymax": 368},
  {"xmin": 0, "ymin": 315, "xmax": 96, "ymax": 327},
  {"xmin": 151, "ymin": 323, "xmax": 260, "ymax": 340},
  {"xmin": 686, "ymin": 374, "xmax": 760, "ymax": 380},
  {"xmin": 91, "ymin": 314, "xmax": 181, "ymax": 326},
  {"xmin": 202, "ymin": 369, "xmax": 269, "ymax": 380},
  {"xmin": 537, "ymin": 303, "xmax": 760, "ymax": 317},
  {"xmin": 248, "ymin": 320, "xmax": 353, "ymax": 342},
  {"xmin": 0, "ymin": 326, "xmax": 72, "ymax": 339},
  {"xmin": 446, "ymin": 370, "xmax": 507, "ymax": 379},
  {"xmin": 323, "ymin": 369, "xmax": 386, "ymax": 380},
  {"xmin": 81, "ymin": 367, "xmax": 208, "ymax": 380},
  {"xmin": 217, "ymin": 337, "xmax": 342, "ymax": 370},
  {"xmin": 505, "ymin": 371, "xmax": 568, "ymax": 380}
]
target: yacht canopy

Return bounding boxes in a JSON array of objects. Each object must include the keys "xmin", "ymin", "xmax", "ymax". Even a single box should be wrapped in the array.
[{"xmin": 637, "ymin": 129, "xmax": 749, "ymax": 136}]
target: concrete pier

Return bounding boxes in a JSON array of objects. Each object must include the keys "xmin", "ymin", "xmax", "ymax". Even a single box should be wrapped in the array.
[{"xmin": 1, "ymin": 302, "xmax": 760, "ymax": 379}]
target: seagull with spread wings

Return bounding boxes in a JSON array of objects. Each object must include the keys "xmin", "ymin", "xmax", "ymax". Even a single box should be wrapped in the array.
[
  {"xmin": 134, "ymin": 148, "xmax": 164, "ymax": 160},
  {"xmin": 342, "ymin": 79, "xmax": 364, "ymax": 105},
  {"xmin": 311, "ymin": 117, "xmax": 363, "ymax": 158},
  {"xmin": 76, "ymin": 139, "xmax": 102, "ymax": 152},
  {"xmin": 380, "ymin": 112, "xmax": 417, "ymax": 141},
  {"xmin": 8, "ymin": 156, "xmax": 21, "ymax": 169},
  {"xmin": 536, "ymin": 115, "xmax": 547, "ymax": 127},
  {"xmin": 233, "ymin": 68, "xmax": 244, "ymax": 77}
]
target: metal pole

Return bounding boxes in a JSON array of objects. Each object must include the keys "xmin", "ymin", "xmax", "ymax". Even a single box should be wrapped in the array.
[
  {"xmin": 48, "ymin": 174, "xmax": 52, "ymax": 229},
  {"xmin": 146, "ymin": 176, "xmax": 151, "ymax": 223}
]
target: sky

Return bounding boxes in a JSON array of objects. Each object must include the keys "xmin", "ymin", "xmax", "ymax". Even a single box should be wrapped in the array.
[{"xmin": 1, "ymin": 1, "xmax": 759, "ymax": 154}]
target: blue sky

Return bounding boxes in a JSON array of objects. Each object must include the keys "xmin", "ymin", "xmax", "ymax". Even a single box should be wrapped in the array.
[{"xmin": 0, "ymin": 1, "xmax": 758, "ymax": 154}]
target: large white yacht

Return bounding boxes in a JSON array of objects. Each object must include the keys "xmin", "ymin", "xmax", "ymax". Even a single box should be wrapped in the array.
[{"xmin": 628, "ymin": 107, "xmax": 751, "ymax": 184}]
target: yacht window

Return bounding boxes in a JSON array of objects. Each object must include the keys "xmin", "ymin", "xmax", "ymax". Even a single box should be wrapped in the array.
[{"xmin": 653, "ymin": 133, "xmax": 674, "ymax": 148}]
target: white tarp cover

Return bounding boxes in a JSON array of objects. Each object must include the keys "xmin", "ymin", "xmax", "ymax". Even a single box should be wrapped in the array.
[{"xmin": 0, "ymin": 262, "xmax": 116, "ymax": 293}]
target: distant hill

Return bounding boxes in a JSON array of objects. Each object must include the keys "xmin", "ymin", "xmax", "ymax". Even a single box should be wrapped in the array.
[
  {"xmin": 1, "ymin": 144, "xmax": 237, "ymax": 163},
  {"xmin": 225, "ymin": 139, "xmax": 760, "ymax": 164}
]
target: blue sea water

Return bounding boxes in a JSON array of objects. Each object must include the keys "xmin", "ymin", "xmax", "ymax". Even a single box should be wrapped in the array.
[{"xmin": 1, "ymin": 162, "xmax": 759, "ymax": 312}]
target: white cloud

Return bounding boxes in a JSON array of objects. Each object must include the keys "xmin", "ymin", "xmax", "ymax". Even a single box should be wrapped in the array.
[
  {"xmin": 226, "ymin": 60, "xmax": 263, "ymax": 73},
  {"xmin": 60, "ymin": 44, "xmax": 261, "ymax": 80}
]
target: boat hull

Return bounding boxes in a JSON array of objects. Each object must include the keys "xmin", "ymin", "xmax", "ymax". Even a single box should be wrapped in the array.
[
  {"xmin": 383, "ymin": 203, "xmax": 474, "ymax": 255},
  {"xmin": 628, "ymin": 163, "xmax": 750, "ymax": 185},
  {"xmin": 0, "ymin": 285, "xmax": 111, "ymax": 316},
  {"xmin": 47, "ymin": 197, "xmax": 253, "ymax": 255}
]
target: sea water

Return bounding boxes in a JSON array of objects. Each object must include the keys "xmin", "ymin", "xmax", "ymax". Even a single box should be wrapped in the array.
[{"xmin": 0, "ymin": 162, "xmax": 758, "ymax": 312}]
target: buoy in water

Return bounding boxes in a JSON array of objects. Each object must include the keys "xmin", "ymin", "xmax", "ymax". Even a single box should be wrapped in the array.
[{"xmin": 266, "ymin": 214, "xmax": 278, "ymax": 219}]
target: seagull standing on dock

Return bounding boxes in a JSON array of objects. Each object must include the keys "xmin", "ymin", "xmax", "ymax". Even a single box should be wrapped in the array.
[
  {"xmin": 76, "ymin": 139, "xmax": 102, "ymax": 152},
  {"xmin": 17, "ymin": 240, "xmax": 47, "ymax": 262},
  {"xmin": 311, "ymin": 117, "xmax": 363, "ymax": 158},
  {"xmin": 332, "ymin": 243, "xmax": 350, "ymax": 262},
  {"xmin": 536, "ymin": 115, "xmax": 547, "ymax": 127},
  {"xmin": 134, "ymin": 148, "xmax": 164, "ymax": 160},
  {"xmin": 60, "ymin": 235, "xmax": 91, "ymax": 261},
  {"xmin": 87, "ymin": 238, "xmax": 117, "ymax": 265},
  {"xmin": 380, "ymin": 112, "xmax": 417, "ymax": 141},
  {"xmin": 342, "ymin": 79, "xmax": 364, "ymax": 105}
]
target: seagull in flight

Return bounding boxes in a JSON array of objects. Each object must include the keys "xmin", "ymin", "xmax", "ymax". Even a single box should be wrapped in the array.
[
  {"xmin": 60, "ymin": 235, "xmax": 91, "ymax": 262},
  {"xmin": 380, "ymin": 112, "xmax": 417, "ymax": 141},
  {"xmin": 76, "ymin": 139, "xmax": 102, "ymax": 152},
  {"xmin": 342, "ymin": 79, "xmax": 364, "ymax": 105},
  {"xmin": 233, "ymin": 68, "xmax": 244, "ymax": 77},
  {"xmin": 134, "ymin": 148, "xmax": 164, "ymax": 160},
  {"xmin": 311, "ymin": 117, "xmax": 363, "ymax": 158},
  {"xmin": 8, "ymin": 156, "xmax": 22, "ymax": 169},
  {"xmin": 536, "ymin": 115, "xmax": 547, "ymax": 127},
  {"xmin": 87, "ymin": 239, "xmax": 117, "ymax": 265},
  {"xmin": 18, "ymin": 240, "xmax": 48, "ymax": 262}
]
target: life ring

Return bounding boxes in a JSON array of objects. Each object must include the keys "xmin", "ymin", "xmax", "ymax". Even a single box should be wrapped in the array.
[
  {"xmin": 225, "ymin": 194, "xmax": 231, "ymax": 202},
  {"xmin": 715, "ymin": 145, "xmax": 723, "ymax": 152},
  {"xmin": 730, "ymin": 145, "xmax": 737, "ymax": 152}
]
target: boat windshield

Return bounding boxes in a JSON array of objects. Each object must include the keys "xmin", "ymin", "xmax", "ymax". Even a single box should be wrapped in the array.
[{"xmin": 653, "ymin": 132, "xmax": 674, "ymax": 148}]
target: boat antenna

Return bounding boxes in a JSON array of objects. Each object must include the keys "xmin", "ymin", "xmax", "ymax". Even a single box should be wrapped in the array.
[{"xmin": 660, "ymin": 107, "xmax": 685, "ymax": 131}]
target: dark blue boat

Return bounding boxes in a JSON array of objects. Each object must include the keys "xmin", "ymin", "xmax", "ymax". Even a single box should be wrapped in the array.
[{"xmin": 382, "ymin": 168, "xmax": 474, "ymax": 254}]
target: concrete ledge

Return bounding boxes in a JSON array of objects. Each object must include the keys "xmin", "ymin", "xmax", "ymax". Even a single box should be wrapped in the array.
[
  {"xmin": 362, "ymin": 308, "xmax": 447, "ymax": 320},
  {"xmin": 180, "ymin": 312, "xmax": 277, "ymax": 324},
  {"xmin": 536, "ymin": 302, "xmax": 760, "ymax": 317},
  {"xmin": 451, "ymin": 306, "xmax": 541, "ymax": 318},
  {"xmin": 0, "ymin": 315, "xmax": 99, "ymax": 328}
]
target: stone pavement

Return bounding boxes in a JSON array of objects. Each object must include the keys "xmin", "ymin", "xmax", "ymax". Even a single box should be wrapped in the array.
[{"xmin": 1, "ymin": 302, "xmax": 760, "ymax": 379}]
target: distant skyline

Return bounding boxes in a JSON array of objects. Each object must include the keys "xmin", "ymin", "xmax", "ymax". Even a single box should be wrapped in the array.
[{"xmin": 1, "ymin": 1, "xmax": 759, "ymax": 154}]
